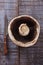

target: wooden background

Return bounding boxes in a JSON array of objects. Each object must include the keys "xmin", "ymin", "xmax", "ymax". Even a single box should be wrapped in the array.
[{"xmin": 0, "ymin": 0, "xmax": 43, "ymax": 65}]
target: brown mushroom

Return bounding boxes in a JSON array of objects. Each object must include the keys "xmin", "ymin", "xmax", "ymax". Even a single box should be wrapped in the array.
[{"xmin": 8, "ymin": 15, "xmax": 40, "ymax": 47}]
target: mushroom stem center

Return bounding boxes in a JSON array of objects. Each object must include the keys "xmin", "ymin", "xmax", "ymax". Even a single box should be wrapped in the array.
[{"xmin": 19, "ymin": 23, "xmax": 30, "ymax": 36}]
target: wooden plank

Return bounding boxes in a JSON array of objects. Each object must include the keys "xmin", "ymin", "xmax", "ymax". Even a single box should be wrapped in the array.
[{"xmin": 0, "ymin": 0, "xmax": 43, "ymax": 65}]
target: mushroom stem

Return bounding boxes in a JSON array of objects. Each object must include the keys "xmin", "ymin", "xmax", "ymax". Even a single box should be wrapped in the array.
[{"xmin": 19, "ymin": 23, "xmax": 30, "ymax": 36}]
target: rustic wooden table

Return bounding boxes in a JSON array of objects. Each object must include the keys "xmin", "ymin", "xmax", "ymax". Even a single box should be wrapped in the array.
[{"xmin": 0, "ymin": 0, "xmax": 43, "ymax": 65}]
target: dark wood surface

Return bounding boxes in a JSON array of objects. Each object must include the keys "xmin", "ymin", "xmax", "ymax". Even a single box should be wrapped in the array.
[{"xmin": 0, "ymin": 0, "xmax": 43, "ymax": 65}]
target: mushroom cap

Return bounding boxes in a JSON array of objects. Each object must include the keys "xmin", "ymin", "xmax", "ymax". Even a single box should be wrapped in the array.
[{"xmin": 8, "ymin": 15, "xmax": 40, "ymax": 47}]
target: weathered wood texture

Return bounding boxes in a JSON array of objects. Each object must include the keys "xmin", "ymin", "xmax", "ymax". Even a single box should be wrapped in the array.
[{"xmin": 0, "ymin": 0, "xmax": 43, "ymax": 65}]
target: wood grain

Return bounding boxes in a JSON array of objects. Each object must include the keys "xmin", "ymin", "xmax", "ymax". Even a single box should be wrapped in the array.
[{"xmin": 0, "ymin": 0, "xmax": 43, "ymax": 65}]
